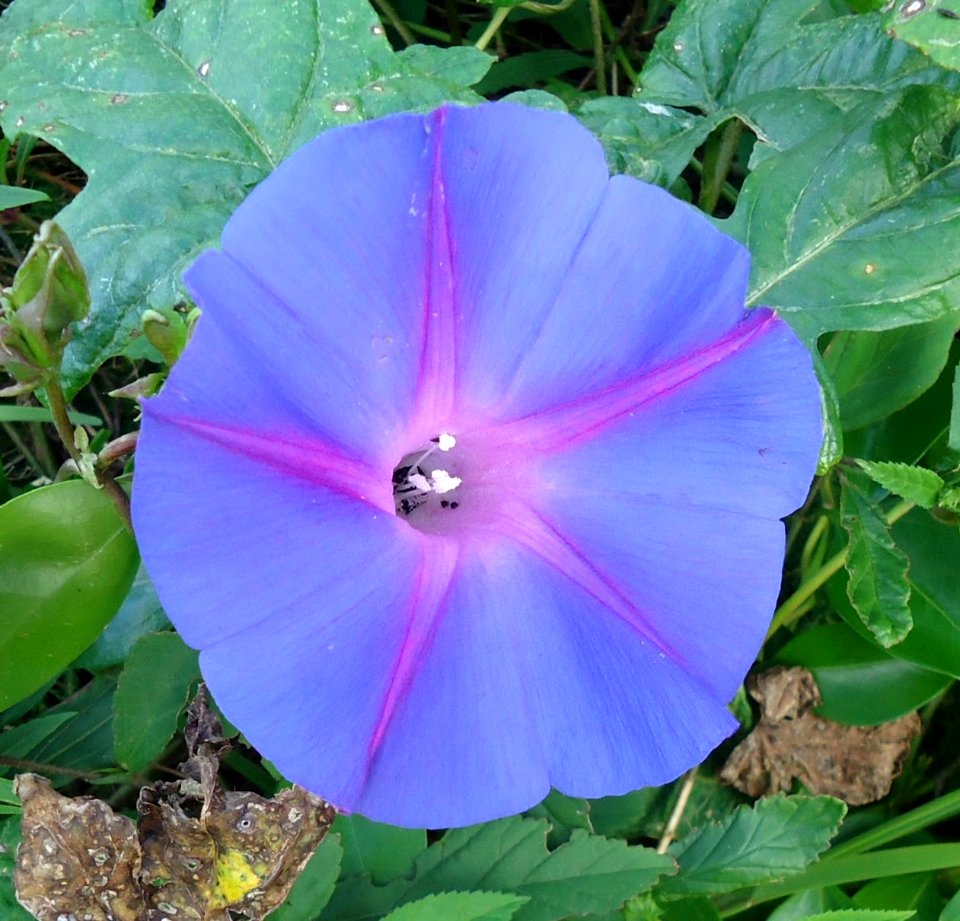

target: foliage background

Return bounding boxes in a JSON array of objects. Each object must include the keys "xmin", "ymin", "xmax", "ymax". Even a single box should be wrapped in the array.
[{"xmin": 2, "ymin": 0, "xmax": 960, "ymax": 918}]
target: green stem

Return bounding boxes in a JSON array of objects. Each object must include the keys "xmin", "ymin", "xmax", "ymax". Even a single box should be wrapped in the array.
[
  {"xmin": 45, "ymin": 376, "xmax": 132, "ymax": 532},
  {"xmin": 588, "ymin": 0, "xmax": 607, "ymax": 93},
  {"xmin": 720, "ymin": 844, "xmax": 960, "ymax": 916},
  {"xmin": 799, "ymin": 514, "xmax": 829, "ymax": 575},
  {"xmin": 370, "ymin": 0, "xmax": 416, "ymax": 45},
  {"xmin": 475, "ymin": 7, "xmax": 511, "ymax": 51},
  {"xmin": 598, "ymin": 2, "xmax": 638, "ymax": 86},
  {"xmin": 827, "ymin": 787, "xmax": 960, "ymax": 861},
  {"xmin": 699, "ymin": 119, "xmax": 743, "ymax": 215}
]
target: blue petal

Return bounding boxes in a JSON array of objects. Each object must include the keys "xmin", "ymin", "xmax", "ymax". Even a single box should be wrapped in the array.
[
  {"xmin": 352, "ymin": 540, "xmax": 735, "ymax": 827},
  {"xmin": 498, "ymin": 175, "xmax": 752, "ymax": 418},
  {"xmin": 433, "ymin": 105, "xmax": 612, "ymax": 416},
  {"xmin": 186, "ymin": 111, "xmax": 439, "ymax": 460},
  {"xmin": 530, "ymin": 312, "xmax": 822, "ymax": 701}
]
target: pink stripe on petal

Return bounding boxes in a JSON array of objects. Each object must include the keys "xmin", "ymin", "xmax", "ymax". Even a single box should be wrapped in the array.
[
  {"xmin": 412, "ymin": 109, "xmax": 459, "ymax": 429},
  {"xmin": 143, "ymin": 409, "xmax": 389, "ymax": 509},
  {"xmin": 505, "ymin": 308, "xmax": 779, "ymax": 454},
  {"xmin": 366, "ymin": 538, "xmax": 461, "ymax": 763},
  {"xmin": 497, "ymin": 502, "xmax": 692, "ymax": 674}
]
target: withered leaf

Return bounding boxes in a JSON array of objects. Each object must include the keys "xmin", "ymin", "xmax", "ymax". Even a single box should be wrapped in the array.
[
  {"xmin": 15, "ymin": 687, "xmax": 336, "ymax": 921},
  {"xmin": 14, "ymin": 773, "xmax": 146, "ymax": 921},
  {"xmin": 138, "ymin": 778, "xmax": 336, "ymax": 920},
  {"xmin": 721, "ymin": 666, "xmax": 921, "ymax": 805}
]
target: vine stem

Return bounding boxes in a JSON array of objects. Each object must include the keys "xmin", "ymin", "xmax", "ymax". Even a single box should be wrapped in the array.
[
  {"xmin": 657, "ymin": 768, "xmax": 697, "ymax": 853},
  {"xmin": 44, "ymin": 376, "xmax": 133, "ymax": 532},
  {"xmin": 588, "ymin": 0, "xmax": 607, "ymax": 93},
  {"xmin": 768, "ymin": 498, "xmax": 915, "ymax": 637},
  {"xmin": 371, "ymin": 0, "xmax": 416, "ymax": 45},
  {"xmin": 475, "ymin": 7, "xmax": 511, "ymax": 51}
]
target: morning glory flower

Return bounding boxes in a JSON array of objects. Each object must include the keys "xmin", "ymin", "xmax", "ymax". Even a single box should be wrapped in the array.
[{"xmin": 132, "ymin": 103, "xmax": 822, "ymax": 829}]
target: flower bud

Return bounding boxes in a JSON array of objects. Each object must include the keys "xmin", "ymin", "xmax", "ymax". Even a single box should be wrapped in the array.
[{"xmin": 0, "ymin": 221, "xmax": 89, "ymax": 374}]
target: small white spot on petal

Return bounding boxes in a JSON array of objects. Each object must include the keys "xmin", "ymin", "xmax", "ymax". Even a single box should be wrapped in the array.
[{"xmin": 436, "ymin": 433, "xmax": 456, "ymax": 451}]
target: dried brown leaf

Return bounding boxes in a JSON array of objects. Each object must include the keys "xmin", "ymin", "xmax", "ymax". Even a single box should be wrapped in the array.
[
  {"xmin": 14, "ymin": 773, "xmax": 146, "ymax": 921},
  {"xmin": 721, "ymin": 666, "xmax": 921, "ymax": 805},
  {"xmin": 15, "ymin": 686, "xmax": 336, "ymax": 921}
]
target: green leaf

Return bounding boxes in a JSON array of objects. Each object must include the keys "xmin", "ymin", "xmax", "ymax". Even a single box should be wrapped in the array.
[
  {"xmin": 477, "ymin": 50, "xmax": 590, "ymax": 95},
  {"xmin": 325, "ymin": 816, "xmax": 675, "ymax": 921},
  {"xmin": 950, "ymin": 361, "xmax": 960, "ymax": 453},
  {"xmin": 0, "ymin": 0, "xmax": 485, "ymax": 394},
  {"xmin": 0, "ymin": 184, "xmax": 49, "ymax": 209},
  {"xmin": 74, "ymin": 564, "xmax": 170, "ymax": 669},
  {"xmin": 9, "ymin": 675, "xmax": 118, "ymax": 779},
  {"xmin": 0, "ymin": 403, "xmax": 102, "ymax": 426},
  {"xmin": 0, "ymin": 712, "xmax": 76, "ymax": 759},
  {"xmin": 883, "ymin": 510, "xmax": 960, "ymax": 678},
  {"xmin": 855, "ymin": 461, "xmax": 945, "ymax": 509},
  {"xmin": 659, "ymin": 795, "xmax": 845, "ymax": 897},
  {"xmin": 727, "ymin": 85, "xmax": 960, "ymax": 338},
  {"xmin": 0, "ymin": 479, "xmax": 139, "ymax": 710},
  {"xmin": 884, "ymin": 0, "xmax": 960, "ymax": 72},
  {"xmin": 796, "ymin": 912, "xmax": 916, "ymax": 921},
  {"xmin": 774, "ymin": 622, "xmax": 952, "ymax": 725},
  {"xmin": 942, "ymin": 886, "xmax": 960, "ymax": 921},
  {"xmin": 0, "ymin": 818, "xmax": 33, "ymax": 921},
  {"xmin": 767, "ymin": 888, "xmax": 857, "ymax": 921},
  {"xmin": 639, "ymin": 0, "xmax": 956, "ymax": 149},
  {"xmin": 855, "ymin": 871, "xmax": 943, "ymax": 918},
  {"xmin": 822, "ymin": 317, "xmax": 960, "ymax": 431},
  {"xmin": 840, "ymin": 476, "xmax": 913, "ymax": 647},
  {"xmin": 336, "ymin": 814, "xmax": 427, "ymax": 884},
  {"xmin": 113, "ymin": 631, "xmax": 200, "ymax": 773},
  {"xmin": 576, "ymin": 97, "xmax": 722, "ymax": 185},
  {"xmin": 382, "ymin": 892, "xmax": 529, "ymax": 921},
  {"xmin": 271, "ymin": 833, "xmax": 343, "ymax": 921}
]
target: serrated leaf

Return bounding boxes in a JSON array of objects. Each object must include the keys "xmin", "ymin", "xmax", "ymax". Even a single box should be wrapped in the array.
[
  {"xmin": 659, "ymin": 795, "xmax": 845, "ymax": 897},
  {"xmin": 271, "ymin": 834, "xmax": 343, "ymax": 921},
  {"xmin": 0, "ymin": 185, "xmax": 49, "ymax": 209},
  {"xmin": 639, "ymin": 0, "xmax": 956, "ymax": 150},
  {"xmin": 883, "ymin": 509, "xmax": 960, "ymax": 678},
  {"xmin": 727, "ymin": 85, "xmax": 960, "ymax": 338},
  {"xmin": 884, "ymin": 0, "xmax": 960, "ymax": 72},
  {"xmin": 841, "ymin": 477, "xmax": 913, "ymax": 647},
  {"xmin": 855, "ymin": 460, "xmax": 944, "ymax": 509},
  {"xmin": 113, "ymin": 631, "xmax": 200, "ymax": 773},
  {"xmin": 575, "ymin": 97, "xmax": 721, "ymax": 185},
  {"xmin": 324, "ymin": 816, "xmax": 674, "ymax": 921},
  {"xmin": 382, "ymin": 891, "xmax": 529, "ymax": 921},
  {"xmin": 0, "ymin": 0, "xmax": 486, "ymax": 395},
  {"xmin": 0, "ymin": 480, "xmax": 139, "ymax": 710}
]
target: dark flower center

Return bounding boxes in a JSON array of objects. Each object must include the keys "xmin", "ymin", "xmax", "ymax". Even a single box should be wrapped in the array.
[{"xmin": 392, "ymin": 434, "xmax": 462, "ymax": 519}]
